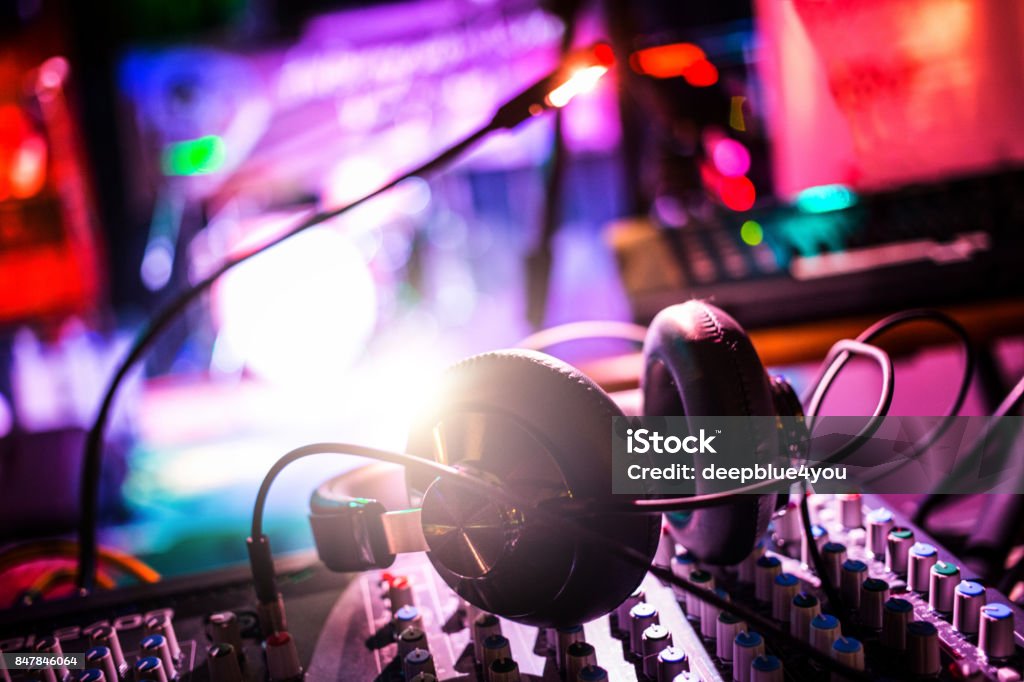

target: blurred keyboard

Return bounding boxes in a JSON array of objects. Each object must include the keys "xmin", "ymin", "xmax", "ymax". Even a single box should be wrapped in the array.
[{"xmin": 612, "ymin": 168, "xmax": 1024, "ymax": 326}]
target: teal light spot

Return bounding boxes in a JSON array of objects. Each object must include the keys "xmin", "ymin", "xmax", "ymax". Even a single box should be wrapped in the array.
[{"xmin": 794, "ymin": 184, "xmax": 857, "ymax": 214}]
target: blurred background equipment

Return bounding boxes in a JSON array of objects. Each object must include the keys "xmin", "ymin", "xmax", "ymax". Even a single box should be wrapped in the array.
[{"xmin": 608, "ymin": 0, "xmax": 1024, "ymax": 327}]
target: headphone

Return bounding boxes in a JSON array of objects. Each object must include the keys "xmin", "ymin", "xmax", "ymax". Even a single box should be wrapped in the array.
[{"xmin": 305, "ymin": 300, "xmax": 805, "ymax": 628}]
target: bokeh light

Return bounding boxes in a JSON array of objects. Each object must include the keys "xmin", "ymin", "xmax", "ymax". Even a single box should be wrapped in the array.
[
  {"xmin": 712, "ymin": 138, "xmax": 751, "ymax": 178},
  {"xmin": 214, "ymin": 227, "xmax": 377, "ymax": 385},
  {"xmin": 720, "ymin": 176, "xmax": 756, "ymax": 212},
  {"xmin": 740, "ymin": 220, "xmax": 764, "ymax": 246},
  {"xmin": 683, "ymin": 59, "xmax": 719, "ymax": 87}
]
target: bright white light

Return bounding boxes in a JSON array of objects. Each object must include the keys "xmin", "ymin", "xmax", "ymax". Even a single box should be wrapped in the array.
[
  {"xmin": 214, "ymin": 227, "xmax": 377, "ymax": 385},
  {"xmin": 545, "ymin": 65, "xmax": 608, "ymax": 108}
]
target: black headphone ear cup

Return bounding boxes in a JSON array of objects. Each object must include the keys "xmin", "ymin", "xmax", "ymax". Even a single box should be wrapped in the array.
[
  {"xmin": 406, "ymin": 349, "xmax": 660, "ymax": 627},
  {"xmin": 643, "ymin": 301, "xmax": 778, "ymax": 564}
]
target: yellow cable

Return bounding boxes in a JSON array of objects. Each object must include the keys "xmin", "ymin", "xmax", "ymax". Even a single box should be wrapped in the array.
[
  {"xmin": 26, "ymin": 566, "xmax": 116, "ymax": 594},
  {"xmin": 0, "ymin": 540, "xmax": 160, "ymax": 583}
]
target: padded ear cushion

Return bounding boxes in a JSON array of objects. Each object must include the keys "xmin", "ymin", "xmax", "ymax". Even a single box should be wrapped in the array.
[
  {"xmin": 406, "ymin": 349, "xmax": 660, "ymax": 627},
  {"xmin": 643, "ymin": 300, "xmax": 778, "ymax": 564}
]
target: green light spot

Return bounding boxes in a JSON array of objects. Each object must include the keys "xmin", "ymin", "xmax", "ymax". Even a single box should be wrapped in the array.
[
  {"xmin": 794, "ymin": 184, "xmax": 857, "ymax": 214},
  {"xmin": 740, "ymin": 220, "xmax": 763, "ymax": 246},
  {"xmin": 161, "ymin": 135, "xmax": 226, "ymax": 176}
]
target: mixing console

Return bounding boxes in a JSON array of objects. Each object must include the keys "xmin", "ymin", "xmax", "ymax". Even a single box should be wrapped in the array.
[{"xmin": 2, "ymin": 494, "xmax": 1021, "ymax": 681}]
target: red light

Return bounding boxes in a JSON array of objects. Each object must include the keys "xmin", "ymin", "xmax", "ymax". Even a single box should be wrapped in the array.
[
  {"xmin": 592, "ymin": 42, "xmax": 615, "ymax": 68},
  {"xmin": 630, "ymin": 43, "xmax": 705, "ymax": 79},
  {"xmin": 683, "ymin": 59, "xmax": 719, "ymax": 87},
  {"xmin": 699, "ymin": 161, "xmax": 722, "ymax": 193},
  {"xmin": 719, "ymin": 176, "xmax": 756, "ymax": 211}
]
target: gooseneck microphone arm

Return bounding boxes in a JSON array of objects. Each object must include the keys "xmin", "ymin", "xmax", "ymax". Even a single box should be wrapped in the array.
[{"xmin": 76, "ymin": 44, "xmax": 613, "ymax": 592}]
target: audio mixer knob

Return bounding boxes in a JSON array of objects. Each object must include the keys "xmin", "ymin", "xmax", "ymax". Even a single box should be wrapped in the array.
[
  {"xmin": 929, "ymin": 561, "xmax": 960, "ymax": 613},
  {"xmin": 755, "ymin": 556, "xmax": 782, "ymax": 603},
  {"xmin": 388, "ymin": 575, "xmax": 415, "ymax": 612},
  {"xmin": 801, "ymin": 525, "xmax": 828, "ymax": 566},
  {"xmin": 555, "ymin": 626, "xmax": 584, "ymax": 672},
  {"xmin": 85, "ymin": 646, "xmax": 118, "ymax": 682},
  {"xmin": 790, "ymin": 593, "xmax": 821, "ymax": 641},
  {"xmin": 140, "ymin": 634, "xmax": 176, "ymax": 676},
  {"xmin": 750, "ymin": 654, "xmax": 783, "ymax": 682},
  {"xmin": 908, "ymin": 543, "xmax": 939, "ymax": 593},
  {"xmin": 78, "ymin": 671, "xmax": 105, "ymax": 682},
  {"xmin": 88, "ymin": 627, "xmax": 126, "ymax": 674},
  {"xmin": 135, "ymin": 657, "xmax": 168, "ymax": 682},
  {"xmin": 615, "ymin": 588, "xmax": 644, "ymax": 638},
  {"xmin": 703, "ymin": 588, "xmax": 729, "ymax": 639},
  {"xmin": 671, "ymin": 551, "xmax": 697, "ymax": 599},
  {"xmin": 404, "ymin": 649, "xmax": 437, "ymax": 680},
  {"xmin": 772, "ymin": 574, "xmax": 799, "ymax": 622},
  {"xmin": 629, "ymin": 603, "xmax": 660, "ymax": 654},
  {"xmin": 866, "ymin": 508, "xmax": 894, "ymax": 558},
  {"xmin": 266, "ymin": 632, "xmax": 303, "ymax": 682},
  {"xmin": 395, "ymin": 604, "xmax": 423, "ymax": 634},
  {"xmin": 716, "ymin": 612, "xmax": 745, "ymax": 661},
  {"xmin": 565, "ymin": 642, "xmax": 596, "ymax": 682},
  {"xmin": 473, "ymin": 614, "xmax": 502, "ymax": 664},
  {"xmin": 209, "ymin": 611, "xmax": 244, "ymax": 655},
  {"xmin": 398, "ymin": 627, "xmax": 427, "ymax": 657},
  {"xmin": 489, "ymin": 658, "xmax": 521, "ymax": 682},
  {"xmin": 953, "ymin": 580, "xmax": 986, "ymax": 635},
  {"xmin": 979, "ymin": 603, "xmax": 1016, "ymax": 660},
  {"xmin": 810, "ymin": 614, "xmax": 841, "ymax": 655},
  {"xmin": 732, "ymin": 631, "xmax": 765, "ymax": 682},
  {"xmin": 837, "ymin": 494, "xmax": 862, "ymax": 528},
  {"xmin": 860, "ymin": 578, "xmax": 889, "ymax": 630},
  {"xmin": 577, "ymin": 665, "xmax": 609, "ymax": 682},
  {"xmin": 33, "ymin": 637, "xmax": 67, "ymax": 680},
  {"xmin": 840, "ymin": 559, "xmax": 867, "ymax": 610},
  {"xmin": 739, "ymin": 542, "xmax": 765, "ymax": 584},
  {"xmin": 831, "ymin": 637, "xmax": 865, "ymax": 672},
  {"xmin": 907, "ymin": 621, "xmax": 940, "ymax": 677},
  {"xmin": 885, "ymin": 528, "xmax": 914, "ymax": 576},
  {"xmin": 881, "ymin": 598, "xmax": 913, "ymax": 650},
  {"xmin": 821, "ymin": 543, "xmax": 847, "ymax": 587},
  {"xmin": 132, "ymin": 657, "xmax": 167, "ymax": 682},
  {"xmin": 775, "ymin": 502, "xmax": 802, "ymax": 544},
  {"xmin": 686, "ymin": 570, "xmax": 715, "ymax": 617},
  {"xmin": 482, "ymin": 635, "xmax": 511, "ymax": 681},
  {"xmin": 642, "ymin": 625, "xmax": 673, "ymax": 679},
  {"xmin": 207, "ymin": 643, "xmax": 243, "ymax": 682},
  {"xmin": 657, "ymin": 647, "xmax": 687, "ymax": 682},
  {"xmin": 145, "ymin": 613, "xmax": 181, "ymax": 662}
]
